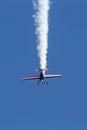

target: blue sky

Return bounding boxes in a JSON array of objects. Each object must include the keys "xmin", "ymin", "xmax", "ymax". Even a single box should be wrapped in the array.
[{"xmin": 0, "ymin": 0, "xmax": 87, "ymax": 129}]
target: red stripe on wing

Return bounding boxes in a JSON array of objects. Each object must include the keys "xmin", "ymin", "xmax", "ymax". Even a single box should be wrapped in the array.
[{"xmin": 22, "ymin": 76, "xmax": 39, "ymax": 80}]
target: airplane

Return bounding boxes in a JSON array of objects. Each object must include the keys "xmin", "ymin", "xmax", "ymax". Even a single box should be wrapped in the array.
[{"xmin": 22, "ymin": 68, "xmax": 63, "ymax": 85}]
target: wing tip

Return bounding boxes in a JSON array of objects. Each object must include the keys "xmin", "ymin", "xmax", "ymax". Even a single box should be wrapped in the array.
[
  {"xmin": 59, "ymin": 74, "xmax": 63, "ymax": 77},
  {"xmin": 21, "ymin": 78, "xmax": 27, "ymax": 80}
]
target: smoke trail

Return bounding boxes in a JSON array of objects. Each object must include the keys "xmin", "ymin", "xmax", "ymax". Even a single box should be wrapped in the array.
[{"xmin": 33, "ymin": 0, "xmax": 50, "ymax": 69}]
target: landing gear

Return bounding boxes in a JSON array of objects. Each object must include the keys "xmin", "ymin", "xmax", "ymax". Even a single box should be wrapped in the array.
[
  {"xmin": 37, "ymin": 80, "xmax": 40, "ymax": 85},
  {"xmin": 37, "ymin": 82, "xmax": 40, "ymax": 85},
  {"xmin": 37, "ymin": 80, "xmax": 48, "ymax": 85},
  {"xmin": 46, "ymin": 82, "xmax": 48, "ymax": 85},
  {"xmin": 42, "ymin": 81, "xmax": 48, "ymax": 85}
]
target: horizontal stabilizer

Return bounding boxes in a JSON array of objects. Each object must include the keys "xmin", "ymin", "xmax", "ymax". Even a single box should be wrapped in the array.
[{"xmin": 35, "ymin": 68, "xmax": 48, "ymax": 71}]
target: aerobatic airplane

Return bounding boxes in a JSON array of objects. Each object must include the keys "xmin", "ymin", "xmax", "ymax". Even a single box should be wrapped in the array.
[{"xmin": 22, "ymin": 68, "xmax": 62, "ymax": 85}]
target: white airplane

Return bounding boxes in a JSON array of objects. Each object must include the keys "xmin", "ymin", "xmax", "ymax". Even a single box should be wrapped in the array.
[{"xmin": 22, "ymin": 68, "xmax": 62, "ymax": 85}]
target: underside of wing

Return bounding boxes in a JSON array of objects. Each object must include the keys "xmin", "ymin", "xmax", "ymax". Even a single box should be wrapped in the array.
[
  {"xmin": 22, "ymin": 76, "xmax": 39, "ymax": 80},
  {"xmin": 44, "ymin": 74, "xmax": 63, "ymax": 78}
]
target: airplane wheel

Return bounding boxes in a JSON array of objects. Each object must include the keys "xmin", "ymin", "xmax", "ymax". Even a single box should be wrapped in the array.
[
  {"xmin": 46, "ymin": 82, "xmax": 48, "ymax": 85},
  {"xmin": 37, "ymin": 82, "xmax": 39, "ymax": 85}
]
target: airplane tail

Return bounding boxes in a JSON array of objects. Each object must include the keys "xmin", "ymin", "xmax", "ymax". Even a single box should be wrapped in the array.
[{"xmin": 35, "ymin": 68, "xmax": 48, "ymax": 71}]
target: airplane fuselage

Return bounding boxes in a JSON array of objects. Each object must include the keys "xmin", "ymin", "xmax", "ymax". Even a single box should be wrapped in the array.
[
  {"xmin": 37, "ymin": 70, "xmax": 48, "ymax": 85},
  {"xmin": 39, "ymin": 71, "xmax": 44, "ymax": 82}
]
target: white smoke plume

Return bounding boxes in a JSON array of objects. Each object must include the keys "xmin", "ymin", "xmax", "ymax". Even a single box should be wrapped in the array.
[{"xmin": 33, "ymin": 0, "xmax": 50, "ymax": 69}]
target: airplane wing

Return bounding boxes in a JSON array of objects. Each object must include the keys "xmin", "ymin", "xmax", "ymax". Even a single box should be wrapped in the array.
[
  {"xmin": 44, "ymin": 74, "xmax": 63, "ymax": 78},
  {"xmin": 22, "ymin": 76, "xmax": 39, "ymax": 80}
]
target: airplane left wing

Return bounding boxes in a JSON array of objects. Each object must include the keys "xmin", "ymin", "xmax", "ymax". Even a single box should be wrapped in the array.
[
  {"xmin": 22, "ymin": 76, "xmax": 39, "ymax": 80},
  {"xmin": 44, "ymin": 74, "xmax": 63, "ymax": 78}
]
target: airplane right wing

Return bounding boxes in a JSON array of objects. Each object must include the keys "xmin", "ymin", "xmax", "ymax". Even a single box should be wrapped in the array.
[
  {"xmin": 22, "ymin": 76, "xmax": 39, "ymax": 80},
  {"xmin": 44, "ymin": 74, "xmax": 63, "ymax": 78}
]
